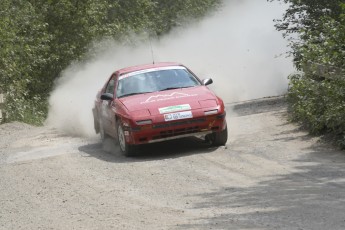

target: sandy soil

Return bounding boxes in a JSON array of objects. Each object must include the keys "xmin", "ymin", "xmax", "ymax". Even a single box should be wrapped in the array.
[{"xmin": 1, "ymin": 97, "xmax": 345, "ymax": 230}]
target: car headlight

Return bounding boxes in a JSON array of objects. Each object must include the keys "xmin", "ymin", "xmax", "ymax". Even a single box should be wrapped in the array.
[
  {"xmin": 204, "ymin": 109, "xmax": 218, "ymax": 116},
  {"xmin": 135, "ymin": 119, "xmax": 153, "ymax": 125}
]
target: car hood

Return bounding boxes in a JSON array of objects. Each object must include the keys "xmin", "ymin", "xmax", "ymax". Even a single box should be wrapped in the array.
[{"xmin": 118, "ymin": 86, "xmax": 218, "ymax": 116}]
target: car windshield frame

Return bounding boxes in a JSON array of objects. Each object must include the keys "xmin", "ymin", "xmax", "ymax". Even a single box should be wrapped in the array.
[{"xmin": 116, "ymin": 66, "xmax": 201, "ymax": 98}]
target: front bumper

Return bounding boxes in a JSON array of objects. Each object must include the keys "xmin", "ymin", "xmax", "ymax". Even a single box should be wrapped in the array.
[
  {"xmin": 124, "ymin": 113, "xmax": 226, "ymax": 145},
  {"xmin": 147, "ymin": 130, "xmax": 212, "ymax": 143}
]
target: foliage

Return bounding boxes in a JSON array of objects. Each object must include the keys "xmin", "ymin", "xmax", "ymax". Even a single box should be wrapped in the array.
[
  {"xmin": 288, "ymin": 74, "xmax": 345, "ymax": 135},
  {"xmin": 272, "ymin": 0, "xmax": 345, "ymax": 147},
  {"xmin": 269, "ymin": 0, "xmax": 344, "ymax": 67},
  {"xmin": 269, "ymin": 0, "xmax": 343, "ymax": 35},
  {"xmin": 0, "ymin": 0, "xmax": 221, "ymax": 125},
  {"xmin": 0, "ymin": 0, "xmax": 51, "ymax": 125}
]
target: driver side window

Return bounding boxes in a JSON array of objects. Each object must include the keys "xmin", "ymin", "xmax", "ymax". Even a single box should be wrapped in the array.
[{"xmin": 105, "ymin": 76, "xmax": 115, "ymax": 95}]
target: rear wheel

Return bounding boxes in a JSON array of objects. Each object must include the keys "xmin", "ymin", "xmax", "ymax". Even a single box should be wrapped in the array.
[
  {"xmin": 117, "ymin": 123, "xmax": 137, "ymax": 157},
  {"xmin": 208, "ymin": 125, "xmax": 228, "ymax": 146}
]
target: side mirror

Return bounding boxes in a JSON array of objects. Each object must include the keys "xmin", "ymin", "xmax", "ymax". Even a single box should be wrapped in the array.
[
  {"xmin": 100, "ymin": 93, "xmax": 114, "ymax": 101},
  {"xmin": 202, "ymin": 78, "xmax": 213, "ymax": 86}
]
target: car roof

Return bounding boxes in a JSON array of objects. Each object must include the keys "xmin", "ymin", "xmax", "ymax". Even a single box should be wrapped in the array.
[{"xmin": 115, "ymin": 62, "xmax": 184, "ymax": 75}]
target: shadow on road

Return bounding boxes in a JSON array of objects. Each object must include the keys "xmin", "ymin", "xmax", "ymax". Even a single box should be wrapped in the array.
[
  {"xmin": 179, "ymin": 145, "xmax": 345, "ymax": 230},
  {"xmin": 78, "ymin": 137, "xmax": 219, "ymax": 163}
]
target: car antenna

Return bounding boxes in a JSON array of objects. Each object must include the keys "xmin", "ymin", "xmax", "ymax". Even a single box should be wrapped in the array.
[{"xmin": 149, "ymin": 35, "xmax": 155, "ymax": 64}]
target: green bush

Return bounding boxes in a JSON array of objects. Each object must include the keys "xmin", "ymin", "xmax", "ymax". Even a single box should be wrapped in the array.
[
  {"xmin": 4, "ymin": 93, "xmax": 47, "ymax": 126},
  {"xmin": 288, "ymin": 74, "xmax": 345, "ymax": 148},
  {"xmin": 278, "ymin": 1, "xmax": 345, "ymax": 148}
]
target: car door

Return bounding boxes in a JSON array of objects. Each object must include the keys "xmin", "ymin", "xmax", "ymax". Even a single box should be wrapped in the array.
[{"xmin": 100, "ymin": 75, "xmax": 116, "ymax": 136}]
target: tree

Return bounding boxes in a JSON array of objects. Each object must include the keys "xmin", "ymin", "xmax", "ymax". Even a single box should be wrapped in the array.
[
  {"xmin": 269, "ymin": 0, "xmax": 344, "ymax": 68},
  {"xmin": 0, "ymin": 0, "xmax": 221, "ymax": 125},
  {"xmin": 271, "ymin": 0, "xmax": 345, "ymax": 147},
  {"xmin": 0, "ymin": 0, "xmax": 50, "ymax": 124}
]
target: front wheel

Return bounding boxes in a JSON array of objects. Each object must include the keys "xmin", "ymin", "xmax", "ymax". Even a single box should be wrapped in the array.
[
  {"xmin": 99, "ymin": 119, "xmax": 108, "ymax": 141},
  {"xmin": 207, "ymin": 125, "xmax": 228, "ymax": 146},
  {"xmin": 117, "ymin": 123, "xmax": 137, "ymax": 157}
]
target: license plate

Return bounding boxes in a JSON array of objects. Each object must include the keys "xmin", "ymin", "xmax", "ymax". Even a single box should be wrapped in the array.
[{"xmin": 163, "ymin": 111, "xmax": 193, "ymax": 121}]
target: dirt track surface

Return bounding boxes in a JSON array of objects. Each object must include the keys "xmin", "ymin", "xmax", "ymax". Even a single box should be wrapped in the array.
[{"xmin": 1, "ymin": 97, "xmax": 345, "ymax": 229}]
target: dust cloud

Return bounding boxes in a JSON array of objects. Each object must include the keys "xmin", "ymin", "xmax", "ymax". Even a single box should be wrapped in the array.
[{"xmin": 46, "ymin": 0, "xmax": 293, "ymax": 137}]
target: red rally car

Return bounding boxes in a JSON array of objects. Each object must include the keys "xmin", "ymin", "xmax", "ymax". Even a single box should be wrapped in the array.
[{"xmin": 92, "ymin": 62, "xmax": 227, "ymax": 156}]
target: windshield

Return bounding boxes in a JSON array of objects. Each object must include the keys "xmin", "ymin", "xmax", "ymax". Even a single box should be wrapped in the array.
[{"xmin": 116, "ymin": 67, "xmax": 201, "ymax": 98}]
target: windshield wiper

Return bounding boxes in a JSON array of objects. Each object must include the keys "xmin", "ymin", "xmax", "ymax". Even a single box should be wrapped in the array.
[
  {"xmin": 118, "ymin": 91, "xmax": 152, "ymax": 98},
  {"xmin": 159, "ymin": 86, "xmax": 194, "ymax": 91}
]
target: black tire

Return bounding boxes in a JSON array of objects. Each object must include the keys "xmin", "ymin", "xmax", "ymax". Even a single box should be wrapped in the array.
[
  {"xmin": 208, "ymin": 125, "xmax": 228, "ymax": 146},
  {"xmin": 99, "ymin": 119, "xmax": 108, "ymax": 141},
  {"xmin": 117, "ymin": 123, "xmax": 137, "ymax": 157},
  {"xmin": 93, "ymin": 108, "xmax": 100, "ymax": 133}
]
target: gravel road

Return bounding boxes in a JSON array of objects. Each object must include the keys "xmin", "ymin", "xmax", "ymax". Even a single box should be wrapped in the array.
[{"xmin": 1, "ymin": 97, "xmax": 345, "ymax": 230}]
